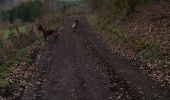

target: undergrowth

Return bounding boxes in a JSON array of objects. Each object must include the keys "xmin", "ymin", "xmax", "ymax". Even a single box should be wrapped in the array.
[
  {"xmin": 0, "ymin": 48, "xmax": 28, "ymax": 87},
  {"xmin": 87, "ymin": 14, "xmax": 167, "ymax": 67}
]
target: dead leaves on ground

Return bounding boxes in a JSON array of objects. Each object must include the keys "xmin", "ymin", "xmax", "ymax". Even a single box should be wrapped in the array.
[{"xmin": 0, "ymin": 42, "xmax": 41, "ymax": 100}]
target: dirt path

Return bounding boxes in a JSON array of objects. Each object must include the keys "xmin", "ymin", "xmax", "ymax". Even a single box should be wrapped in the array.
[{"xmin": 21, "ymin": 16, "xmax": 169, "ymax": 100}]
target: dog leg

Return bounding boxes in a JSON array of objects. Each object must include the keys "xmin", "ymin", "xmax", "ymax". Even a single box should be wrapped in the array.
[
  {"xmin": 44, "ymin": 36, "xmax": 47, "ymax": 42},
  {"xmin": 53, "ymin": 35, "xmax": 59, "ymax": 42},
  {"xmin": 57, "ymin": 36, "xmax": 59, "ymax": 43}
]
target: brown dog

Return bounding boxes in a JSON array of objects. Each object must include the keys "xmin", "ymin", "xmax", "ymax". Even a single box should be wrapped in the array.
[{"xmin": 38, "ymin": 24, "xmax": 59, "ymax": 42}]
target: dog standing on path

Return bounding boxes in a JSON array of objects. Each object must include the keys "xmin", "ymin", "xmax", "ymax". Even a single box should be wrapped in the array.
[
  {"xmin": 38, "ymin": 24, "xmax": 60, "ymax": 42},
  {"xmin": 72, "ymin": 20, "xmax": 79, "ymax": 32}
]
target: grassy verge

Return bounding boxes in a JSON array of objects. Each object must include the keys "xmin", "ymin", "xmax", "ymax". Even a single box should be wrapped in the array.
[
  {"xmin": 55, "ymin": 20, "xmax": 64, "ymax": 28},
  {"xmin": 87, "ymin": 14, "xmax": 168, "ymax": 67},
  {"xmin": 0, "ymin": 48, "xmax": 28, "ymax": 87}
]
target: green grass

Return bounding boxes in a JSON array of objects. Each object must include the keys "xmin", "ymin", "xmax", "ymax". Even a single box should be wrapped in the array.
[
  {"xmin": 0, "ymin": 48, "xmax": 28, "ymax": 87},
  {"xmin": 1, "ymin": 30, "xmax": 11, "ymax": 40},
  {"xmin": 18, "ymin": 26, "xmax": 27, "ymax": 33},
  {"xmin": 0, "ymin": 25, "xmax": 27, "ymax": 40}
]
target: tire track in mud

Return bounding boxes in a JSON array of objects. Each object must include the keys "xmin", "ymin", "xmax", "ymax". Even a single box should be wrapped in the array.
[{"xmin": 85, "ymin": 40, "xmax": 142, "ymax": 100}]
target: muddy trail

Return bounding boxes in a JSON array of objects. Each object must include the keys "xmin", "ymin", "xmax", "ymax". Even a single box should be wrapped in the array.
[{"xmin": 21, "ymin": 16, "xmax": 169, "ymax": 100}]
